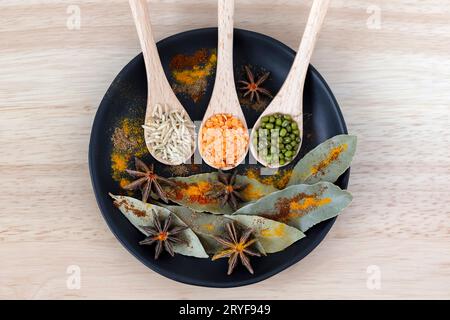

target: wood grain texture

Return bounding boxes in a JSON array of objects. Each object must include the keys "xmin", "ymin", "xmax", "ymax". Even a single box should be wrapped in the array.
[{"xmin": 0, "ymin": 0, "xmax": 449, "ymax": 299}]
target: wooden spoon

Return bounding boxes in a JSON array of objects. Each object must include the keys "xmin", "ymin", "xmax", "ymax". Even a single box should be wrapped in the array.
[
  {"xmin": 129, "ymin": 0, "xmax": 196, "ymax": 165},
  {"xmin": 198, "ymin": 0, "xmax": 249, "ymax": 170},
  {"xmin": 249, "ymin": 0, "xmax": 330, "ymax": 168}
]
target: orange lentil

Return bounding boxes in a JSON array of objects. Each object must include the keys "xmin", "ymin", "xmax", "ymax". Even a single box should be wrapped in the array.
[{"xmin": 200, "ymin": 113, "xmax": 249, "ymax": 168}]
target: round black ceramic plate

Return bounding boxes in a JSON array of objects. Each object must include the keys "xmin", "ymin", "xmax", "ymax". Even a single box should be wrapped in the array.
[{"xmin": 89, "ymin": 28, "xmax": 349, "ymax": 288}]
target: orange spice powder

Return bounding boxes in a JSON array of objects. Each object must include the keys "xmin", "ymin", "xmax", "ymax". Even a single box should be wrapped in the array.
[{"xmin": 174, "ymin": 181, "xmax": 217, "ymax": 205}]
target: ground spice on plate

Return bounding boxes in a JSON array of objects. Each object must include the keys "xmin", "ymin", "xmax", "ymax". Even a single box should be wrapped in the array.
[
  {"xmin": 110, "ymin": 117, "xmax": 148, "ymax": 184},
  {"xmin": 169, "ymin": 48, "xmax": 217, "ymax": 102},
  {"xmin": 165, "ymin": 163, "xmax": 201, "ymax": 177}
]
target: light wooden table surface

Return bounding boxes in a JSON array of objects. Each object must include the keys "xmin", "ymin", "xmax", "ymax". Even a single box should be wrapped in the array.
[{"xmin": 1, "ymin": 0, "xmax": 449, "ymax": 300}]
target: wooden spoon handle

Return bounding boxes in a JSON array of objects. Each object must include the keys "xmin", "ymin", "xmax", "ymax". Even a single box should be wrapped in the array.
[
  {"xmin": 129, "ymin": 0, "xmax": 172, "ymax": 108},
  {"xmin": 216, "ymin": 0, "xmax": 234, "ymax": 82},
  {"xmin": 284, "ymin": 0, "xmax": 330, "ymax": 97},
  {"xmin": 207, "ymin": 0, "xmax": 241, "ymax": 116}
]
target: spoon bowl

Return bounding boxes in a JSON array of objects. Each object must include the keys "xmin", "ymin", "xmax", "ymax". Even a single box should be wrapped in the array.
[
  {"xmin": 198, "ymin": 0, "xmax": 249, "ymax": 170},
  {"xmin": 129, "ymin": 0, "xmax": 196, "ymax": 165},
  {"xmin": 249, "ymin": 112, "xmax": 302, "ymax": 168},
  {"xmin": 199, "ymin": 113, "xmax": 249, "ymax": 170},
  {"xmin": 250, "ymin": 0, "xmax": 330, "ymax": 168}
]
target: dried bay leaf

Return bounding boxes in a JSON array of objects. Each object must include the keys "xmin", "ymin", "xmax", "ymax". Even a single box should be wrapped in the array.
[
  {"xmin": 164, "ymin": 172, "xmax": 277, "ymax": 214},
  {"xmin": 110, "ymin": 194, "xmax": 208, "ymax": 258},
  {"xmin": 166, "ymin": 205, "xmax": 301, "ymax": 254},
  {"xmin": 226, "ymin": 215, "xmax": 305, "ymax": 254},
  {"xmin": 164, "ymin": 205, "xmax": 233, "ymax": 254},
  {"xmin": 288, "ymin": 134, "xmax": 357, "ymax": 186},
  {"xmin": 233, "ymin": 182, "xmax": 352, "ymax": 232}
]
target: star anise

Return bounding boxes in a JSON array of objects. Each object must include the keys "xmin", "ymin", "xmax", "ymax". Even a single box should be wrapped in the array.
[
  {"xmin": 123, "ymin": 157, "xmax": 175, "ymax": 203},
  {"xmin": 212, "ymin": 222, "xmax": 261, "ymax": 275},
  {"xmin": 238, "ymin": 65, "xmax": 273, "ymax": 103},
  {"xmin": 207, "ymin": 171, "xmax": 248, "ymax": 211},
  {"xmin": 139, "ymin": 213, "xmax": 187, "ymax": 259}
]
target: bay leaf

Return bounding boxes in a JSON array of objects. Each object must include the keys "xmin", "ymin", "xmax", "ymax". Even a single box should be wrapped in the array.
[
  {"xmin": 164, "ymin": 172, "xmax": 277, "ymax": 214},
  {"xmin": 226, "ymin": 215, "xmax": 305, "ymax": 254},
  {"xmin": 287, "ymin": 134, "xmax": 357, "ymax": 186},
  {"xmin": 233, "ymin": 182, "xmax": 352, "ymax": 232},
  {"xmin": 165, "ymin": 205, "xmax": 300, "ymax": 254},
  {"xmin": 164, "ymin": 205, "xmax": 233, "ymax": 254},
  {"xmin": 109, "ymin": 194, "xmax": 208, "ymax": 258}
]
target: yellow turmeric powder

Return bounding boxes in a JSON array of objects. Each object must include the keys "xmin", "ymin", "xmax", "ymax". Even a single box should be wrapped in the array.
[
  {"xmin": 111, "ymin": 153, "xmax": 128, "ymax": 173},
  {"xmin": 173, "ymin": 66, "xmax": 212, "ymax": 85},
  {"xmin": 311, "ymin": 144, "xmax": 348, "ymax": 175},
  {"xmin": 177, "ymin": 181, "xmax": 216, "ymax": 205},
  {"xmin": 184, "ymin": 181, "xmax": 212, "ymax": 196},
  {"xmin": 290, "ymin": 197, "xmax": 331, "ymax": 212},
  {"xmin": 110, "ymin": 117, "xmax": 149, "ymax": 185},
  {"xmin": 201, "ymin": 223, "xmax": 215, "ymax": 232},
  {"xmin": 119, "ymin": 178, "xmax": 131, "ymax": 189},
  {"xmin": 241, "ymin": 184, "xmax": 264, "ymax": 201},
  {"xmin": 172, "ymin": 52, "xmax": 217, "ymax": 84},
  {"xmin": 244, "ymin": 167, "xmax": 292, "ymax": 190},
  {"xmin": 261, "ymin": 224, "xmax": 286, "ymax": 237},
  {"xmin": 170, "ymin": 49, "xmax": 217, "ymax": 102}
]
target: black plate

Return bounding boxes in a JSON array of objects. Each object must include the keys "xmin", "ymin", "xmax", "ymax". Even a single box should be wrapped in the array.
[{"xmin": 89, "ymin": 28, "xmax": 349, "ymax": 288}]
